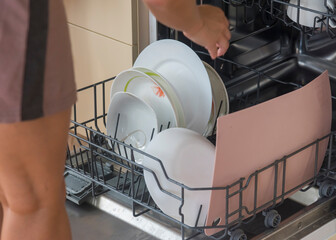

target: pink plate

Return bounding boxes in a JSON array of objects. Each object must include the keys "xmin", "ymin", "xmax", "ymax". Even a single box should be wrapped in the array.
[{"xmin": 205, "ymin": 71, "xmax": 332, "ymax": 236}]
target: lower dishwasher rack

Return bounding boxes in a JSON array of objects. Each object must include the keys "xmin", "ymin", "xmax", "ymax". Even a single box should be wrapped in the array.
[{"xmin": 65, "ymin": 56, "xmax": 336, "ymax": 240}]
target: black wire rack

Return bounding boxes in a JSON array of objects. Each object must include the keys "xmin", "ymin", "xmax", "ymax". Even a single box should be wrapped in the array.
[
  {"xmin": 65, "ymin": 53, "xmax": 336, "ymax": 239},
  {"xmin": 221, "ymin": 0, "xmax": 336, "ymax": 38}
]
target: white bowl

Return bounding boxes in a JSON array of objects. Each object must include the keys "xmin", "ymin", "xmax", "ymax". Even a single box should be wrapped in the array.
[
  {"xmin": 203, "ymin": 62, "xmax": 230, "ymax": 136},
  {"xmin": 134, "ymin": 39, "xmax": 212, "ymax": 135},
  {"xmin": 142, "ymin": 128, "xmax": 216, "ymax": 227},
  {"xmin": 287, "ymin": 0, "xmax": 336, "ymax": 28},
  {"xmin": 133, "ymin": 67, "xmax": 185, "ymax": 128},
  {"xmin": 106, "ymin": 92, "xmax": 158, "ymax": 164},
  {"xmin": 111, "ymin": 68, "xmax": 178, "ymax": 131}
]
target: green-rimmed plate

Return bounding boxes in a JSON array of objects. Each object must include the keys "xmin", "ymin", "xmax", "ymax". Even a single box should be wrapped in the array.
[{"xmin": 110, "ymin": 68, "xmax": 181, "ymax": 130}]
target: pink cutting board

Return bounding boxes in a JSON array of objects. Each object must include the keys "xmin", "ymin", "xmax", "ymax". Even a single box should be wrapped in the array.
[{"xmin": 205, "ymin": 71, "xmax": 332, "ymax": 236}]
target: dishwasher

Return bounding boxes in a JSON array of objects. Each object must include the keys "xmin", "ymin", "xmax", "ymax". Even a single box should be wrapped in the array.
[{"xmin": 64, "ymin": 0, "xmax": 336, "ymax": 239}]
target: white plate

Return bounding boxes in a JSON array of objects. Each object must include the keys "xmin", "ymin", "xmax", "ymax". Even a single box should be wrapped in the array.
[
  {"xmin": 203, "ymin": 62, "xmax": 230, "ymax": 136},
  {"xmin": 142, "ymin": 128, "xmax": 215, "ymax": 227},
  {"xmin": 134, "ymin": 39, "xmax": 212, "ymax": 134},
  {"xmin": 133, "ymin": 67, "xmax": 185, "ymax": 128},
  {"xmin": 111, "ymin": 68, "xmax": 177, "ymax": 130},
  {"xmin": 287, "ymin": 0, "xmax": 336, "ymax": 28},
  {"xmin": 106, "ymin": 92, "xmax": 158, "ymax": 164}
]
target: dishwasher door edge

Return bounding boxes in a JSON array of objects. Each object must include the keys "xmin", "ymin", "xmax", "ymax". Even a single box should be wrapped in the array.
[{"xmin": 87, "ymin": 194, "xmax": 182, "ymax": 240}]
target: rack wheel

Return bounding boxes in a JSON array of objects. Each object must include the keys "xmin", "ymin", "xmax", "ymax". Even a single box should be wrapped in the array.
[
  {"xmin": 264, "ymin": 210, "xmax": 281, "ymax": 228},
  {"xmin": 319, "ymin": 181, "xmax": 335, "ymax": 198},
  {"xmin": 230, "ymin": 229, "xmax": 247, "ymax": 240}
]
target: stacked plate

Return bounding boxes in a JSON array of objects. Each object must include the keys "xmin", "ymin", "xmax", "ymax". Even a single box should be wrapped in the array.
[{"xmin": 106, "ymin": 39, "xmax": 229, "ymax": 225}]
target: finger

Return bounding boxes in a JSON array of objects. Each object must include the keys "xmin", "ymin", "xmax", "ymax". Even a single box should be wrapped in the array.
[
  {"xmin": 217, "ymin": 42, "xmax": 229, "ymax": 57},
  {"xmin": 216, "ymin": 40, "xmax": 230, "ymax": 57},
  {"xmin": 182, "ymin": 31, "xmax": 191, "ymax": 39},
  {"xmin": 206, "ymin": 45, "xmax": 218, "ymax": 60}
]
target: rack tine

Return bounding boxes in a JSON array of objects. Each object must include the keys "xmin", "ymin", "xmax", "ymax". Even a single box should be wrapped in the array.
[
  {"xmin": 73, "ymin": 146, "xmax": 80, "ymax": 171},
  {"xmin": 212, "ymin": 100, "xmax": 223, "ymax": 136},
  {"xmin": 116, "ymin": 167, "xmax": 122, "ymax": 190},
  {"xmin": 73, "ymin": 103, "xmax": 77, "ymax": 134},
  {"xmin": 147, "ymin": 193, "xmax": 152, "ymax": 206},
  {"xmin": 327, "ymin": 134, "xmax": 333, "ymax": 173},
  {"xmin": 122, "ymin": 171, "xmax": 129, "ymax": 194},
  {"xmin": 150, "ymin": 128, "xmax": 155, "ymax": 141},
  {"xmin": 85, "ymin": 150, "xmax": 91, "ymax": 173},
  {"xmin": 281, "ymin": 158, "xmax": 287, "ymax": 199},
  {"xmin": 99, "ymin": 158, "xmax": 106, "ymax": 184},
  {"xmin": 123, "ymin": 144, "xmax": 129, "ymax": 160},
  {"xmin": 93, "ymin": 85, "xmax": 101, "ymax": 132},
  {"xmin": 112, "ymin": 113, "xmax": 121, "ymax": 150},
  {"xmin": 79, "ymin": 148, "xmax": 86, "ymax": 174},
  {"xmin": 116, "ymin": 142, "xmax": 125, "ymax": 166},
  {"xmin": 94, "ymin": 156, "xmax": 99, "ymax": 180},
  {"xmin": 135, "ymin": 176, "xmax": 142, "ymax": 200},
  {"xmin": 254, "ymin": 171, "xmax": 258, "ymax": 211},
  {"xmin": 102, "ymin": 82, "xmax": 107, "ymax": 127},
  {"xmin": 140, "ymin": 183, "xmax": 147, "ymax": 203},
  {"xmin": 194, "ymin": 205, "xmax": 203, "ymax": 227},
  {"xmin": 84, "ymin": 126, "xmax": 89, "ymax": 142},
  {"xmin": 67, "ymin": 146, "xmax": 74, "ymax": 168}
]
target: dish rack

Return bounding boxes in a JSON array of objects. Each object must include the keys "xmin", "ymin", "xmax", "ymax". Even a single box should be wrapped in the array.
[
  {"xmin": 220, "ymin": 0, "xmax": 336, "ymax": 38},
  {"xmin": 65, "ymin": 1, "xmax": 336, "ymax": 239},
  {"xmin": 65, "ymin": 52, "xmax": 336, "ymax": 240}
]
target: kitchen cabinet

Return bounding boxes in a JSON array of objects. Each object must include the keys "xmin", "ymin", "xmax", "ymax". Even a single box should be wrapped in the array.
[
  {"xmin": 63, "ymin": 0, "xmax": 151, "ymax": 123},
  {"xmin": 68, "ymin": 24, "xmax": 135, "ymax": 89},
  {"xmin": 64, "ymin": 0, "xmax": 141, "ymax": 88},
  {"xmin": 64, "ymin": 0, "xmax": 137, "ymax": 46}
]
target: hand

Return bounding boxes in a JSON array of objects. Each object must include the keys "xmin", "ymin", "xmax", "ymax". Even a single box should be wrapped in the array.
[{"xmin": 183, "ymin": 5, "xmax": 231, "ymax": 59}]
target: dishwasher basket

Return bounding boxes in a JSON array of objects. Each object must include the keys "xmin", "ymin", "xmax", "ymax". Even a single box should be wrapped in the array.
[
  {"xmin": 66, "ymin": 1, "xmax": 336, "ymax": 239},
  {"xmin": 221, "ymin": 0, "xmax": 336, "ymax": 39},
  {"xmin": 65, "ymin": 52, "xmax": 336, "ymax": 239}
]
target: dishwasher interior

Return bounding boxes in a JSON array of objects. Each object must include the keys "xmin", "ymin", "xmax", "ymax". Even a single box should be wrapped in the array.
[{"xmin": 65, "ymin": 1, "xmax": 336, "ymax": 239}]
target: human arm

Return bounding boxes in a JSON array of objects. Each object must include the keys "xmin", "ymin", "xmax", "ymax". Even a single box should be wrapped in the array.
[{"xmin": 142, "ymin": 0, "xmax": 231, "ymax": 59}]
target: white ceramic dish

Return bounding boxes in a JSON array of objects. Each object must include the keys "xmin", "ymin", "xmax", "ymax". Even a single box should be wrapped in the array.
[
  {"xmin": 134, "ymin": 39, "xmax": 212, "ymax": 135},
  {"xmin": 203, "ymin": 62, "xmax": 230, "ymax": 136},
  {"xmin": 142, "ymin": 128, "xmax": 216, "ymax": 227},
  {"xmin": 111, "ymin": 68, "xmax": 177, "ymax": 130},
  {"xmin": 287, "ymin": 0, "xmax": 336, "ymax": 28},
  {"xmin": 133, "ymin": 67, "xmax": 186, "ymax": 128},
  {"xmin": 106, "ymin": 92, "xmax": 158, "ymax": 164}
]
